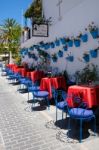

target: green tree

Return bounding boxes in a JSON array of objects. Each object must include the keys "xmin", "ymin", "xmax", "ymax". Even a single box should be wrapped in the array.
[{"xmin": 0, "ymin": 18, "xmax": 21, "ymax": 63}]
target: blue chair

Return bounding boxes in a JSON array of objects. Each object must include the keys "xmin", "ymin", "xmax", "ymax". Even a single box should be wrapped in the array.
[
  {"xmin": 54, "ymin": 89, "xmax": 67, "ymax": 122},
  {"xmin": 66, "ymin": 95, "xmax": 96, "ymax": 143},
  {"xmin": 28, "ymin": 85, "xmax": 40, "ymax": 101},
  {"xmin": 32, "ymin": 90, "xmax": 49, "ymax": 110}
]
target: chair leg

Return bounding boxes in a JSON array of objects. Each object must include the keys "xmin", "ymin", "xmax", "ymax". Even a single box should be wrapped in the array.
[
  {"xmin": 56, "ymin": 108, "xmax": 58, "ymax": 122},
  {"xmin": 67, "ymin": 117, "xmax": 71, "ymax": 138},
  {"xmin": 28, "ymin": 92, "xmax": 29, "ymax": 101},
  {"xmin": 46, "ymin": 97, "xmax": 50, "ymax": 110},
  {"xmin": 80, "ymin": 119, "xmax": 82, "ymax": 143},
  {"xmin": 62, "ymin": 111, "xmax": 63, "ymax": 120},
  {"xmin": 94, "ymin": 117, "xmax": 96, "ymax": 136}
]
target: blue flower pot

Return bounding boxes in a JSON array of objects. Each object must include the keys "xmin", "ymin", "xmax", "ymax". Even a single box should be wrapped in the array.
[
  {"xmin": 58, "ymin": 51, "xmax": 63, "ymax": 57},
  {"xmin": 50, "ymin": 42, "xmax": 55, "ymax": 48},
  {"xmin": 68, "ymin": 40, "xmax": 73, "ymax": 47},
  {"xmin": 74, "ymin": 40, "xmax": 81, "ymax": 47},
  {"xmin": 60, "ymin": 38, "xmax": 66, "ymax": 45},
  {"xmin": 90, "ymin": 29, "xmax": 98, "ymax": 39},
  {"xmin": 28, "ymin": 53, "xmax": 32, "ymax": 58},
  {"xmin": 66, "ymin": 56, "xmax": 74, "ymax": 62},
  {"xmin": 44, "ymin": 44, "xmax": 50, "ymax": 50},
  {"xmin": 52, "ymin": 58, "xmax": 57, "ymax": 62},
  {"xmin": 90, "ymin": 50, "xmax": 98, "ymax": 58},
  {"xmin": 63, "ymin": 45, "xmax": 68, "ymax": 51},
  {"xmin": 83, "ymin": 55, "xmax": 90, "ymax": 62},
  {"xmin": 55, "ymin": 40, "xmax": 60, "ymax": 46},
  {"xmin": 81, "ymin": 34, "xmax": 88, "ymax": 42},
  {"xmin": 29, "ymin": 46, "xmax": 34, "ymax": 51}
]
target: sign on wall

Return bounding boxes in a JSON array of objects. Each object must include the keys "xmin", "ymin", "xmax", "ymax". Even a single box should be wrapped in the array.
[{"xmin": 32, "ymin": 24, "xmax": 48, "ymax": 37}]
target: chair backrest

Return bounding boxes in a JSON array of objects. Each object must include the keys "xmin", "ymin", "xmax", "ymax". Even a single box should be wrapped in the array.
[
  {"xmin": 66, "ymin": 93, "xmax": 88, "ymax": 114},
  {"xmin": 54, "ymin": 89, "xmax": 67, "ymax": 105}
]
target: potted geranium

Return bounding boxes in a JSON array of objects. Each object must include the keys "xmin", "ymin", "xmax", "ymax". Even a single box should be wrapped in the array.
[
  {"xmin": 66, "ymin": 37, "xmax": 73, "ymax": 47},
  {"xmin": 51, "ymin": 53, "xmax": 57, "ymax": 62},
  {"xmin": 66, "ymin": 53, "xmax": 74, "ymax": 62},
  {"xmin": 90, "ymin": 47, "xmax": 99, "ymax": 58},
  {"xmin": 88, "ymin": 22, "xmax": 98, "ymax": 39},
  {"xmin": 55, "ymin": 38, "xmax": 60, "ymax": 46},
  {"xmin": 83, "ymin": 51, "xmax": 90, "ymax": 62},
  {"xmin": 58, "ymin": 50, "xmax": 63, "ymax": 57},
  {"xmin": 60, "ymin": 37, "xmax": 66, "ymax": 45}
]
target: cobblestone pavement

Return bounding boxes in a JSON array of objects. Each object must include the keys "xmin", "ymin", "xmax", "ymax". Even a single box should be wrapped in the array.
[{"xmin": 0, "ymin": 73, "xmax": 99, "ymax": 150}]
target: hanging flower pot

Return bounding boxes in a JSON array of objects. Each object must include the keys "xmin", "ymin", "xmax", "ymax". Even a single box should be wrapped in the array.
[
  {"xmin": 44, "ymin": 43, "xmax": 50, "ymax": 50},
  {"xmin": 31, "ymin": 53, "xmax": 36, "ymax": 59},
  {"xmin": 50, "ymin": 42, "xmax": 55, "ymax": 48},
  {"xmin": 28, "ymin": 52, "xmax": 32, "ymax": 58},
  {"xmin": 81, "ymin": 34, "xmax": 88, "ymax": 42},
  {"xmin": 88, "ymin": 22, "xmax": 98, "ymax": 39},
  {"xmin": 60, "ymin": 38, "xmax": 66, "ymax": 45},
  {"xmin": 55, "ymin": 39, "xmax": 60, "ymax": 46},
  {"xmin": 52, "ymin": 54, "xmax": 57, "ymax": 62},
  {"xmin": 67, "ymin": 39, "xmax": 73, "ymax": 47},
  {"xmin": 90, "ymin": 29, "xmax": 98, "ymax": 39},
  {"xmin": 29, "ymin": 46, "xmax": 34, "ymax": 51},
  {"xmin": 63, "ymin": 45, "xmax": 68, "ymax": 51},
  {"xmin": 58, "ymin": 50, "xmax": 63, "ymax": 57},
  {"xmin": 90, "ymin": 49, "xmax": 98, "ymax": 58},
  {"xmin": 74, "ymin": 39, "xmax": 81, "ymax": 47},
  {"xmin": 66, "ymin": 56, "xmax": 74, "ymax": 62},
  {"xmin": 83, "ymin": 54, "xmax": 90, "ymax": 62}
]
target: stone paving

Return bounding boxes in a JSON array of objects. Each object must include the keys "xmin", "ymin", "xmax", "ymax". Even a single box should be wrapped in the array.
[{"xmin": 0, "ymin": 70, "xmax": 99, "ymax": 150}]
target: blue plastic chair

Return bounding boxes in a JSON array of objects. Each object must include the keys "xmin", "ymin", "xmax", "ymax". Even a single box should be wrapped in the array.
[
  {"xmin": 54, "ymin": 89, "xmax": 67, "ymax": 122},
  {"xmin": 66, "ymin": 95, "xmax": 96, "ymax": 143},
  {"xmin": 32, "ymin": 90, "xmax": 49, "ymax": 110}
]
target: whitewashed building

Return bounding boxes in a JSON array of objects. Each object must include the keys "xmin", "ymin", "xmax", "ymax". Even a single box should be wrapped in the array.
[{"xmin": 21, "ymin": 0, "xmax": 99, "ymax": 75}]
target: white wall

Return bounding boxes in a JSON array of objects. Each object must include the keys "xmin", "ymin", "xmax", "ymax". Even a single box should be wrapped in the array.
[{"xmin": 21, "ymin": 0, "xmax": 99, "ymax": 74}]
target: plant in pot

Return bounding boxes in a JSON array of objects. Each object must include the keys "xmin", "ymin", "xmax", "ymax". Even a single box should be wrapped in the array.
[
  {"xmin": 73, "ymin": 35, "xmax": 81, "ymax": 47},
  {"xmin": 80, "ymin": 29, "xmax": 88, "ymax": 42},
  {"xmin": 55, "ymin": 38, "xmax": 60, "ymax": 46},
  {"xmin": 76, "ymin": 64, "xmax": 99, "ymax": 84},
  {"xmin": 83, "ymin": 51, "xmax": 90, "ymax": 62},
  {"xmin": 51, "ymin": 53, "xmax": 57, "ymax": 62},
  {"xmin": 66, "ymin": 52, "xmax": 74, "ymax": 62},
  {"xmin": 60, "ymin": 37, "xmax": 66, "ymax": 45},
  {"xmin": 58, "ymin": 50, "xmax": 63, "ymax": 57},
  {"xmin": 90, "ymin": 47, "xmax": 99, "ymax": 58},
  {"xmin": 88, "ymin": 22, "xmax": 98, "ymax": 39},
  {"xmin": 66, "ymin": 37, "xmax": 73, "ymax": 47},
  {"xmin": 63, "ymin": 45, "xmax": 68, "ymax": 51}
]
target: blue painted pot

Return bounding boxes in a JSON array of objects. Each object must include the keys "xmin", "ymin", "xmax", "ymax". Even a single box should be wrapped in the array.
[
  {"xmin": 58, "ymin": 51, "xmax": 63, "ymax": 57},
  {"xmin": 60, "ymin": 38, "xmax": 66, "ymax": 45},
  {"xmin": 52, "ymin": 58, "xmax": 57, "ymax": 62},
  {"xmin": 90, "ymin": 50, "xmax": 98, "ymax": 58},
  {"xmin": 81, "ymin": 34, "xmax": 88, "ymax": 42},
  {"xmin": 44, "ymin": 44, "xmax": 50, "ymax": 50},
  {"xmin": 50, "ymin": 42, "xmax": 55, "ymax": 48},
  {"xmin": 83, "ymin": 55, "xmax": 90, "ymax": 62},
  {"xmin": 63, "ymin": 45, "xmax": 68, "ymax": 51},
  {"xmin": 74, "ymin": 40, "xmax": 81, "ymax": 47},
  {"xmin": 55, "ymin": 40, "xmax": 60, "ymax": 46},
  {"xmin": 66, "ymin": 56, "xmax": 74, "ymax": 62},
  {"xmin": 68, "ymin": 40, "xmax": 73, "ymax": 47},
  {"xmin": 90, "ymin": 29, "xmax": 98, "ymax": 39}
]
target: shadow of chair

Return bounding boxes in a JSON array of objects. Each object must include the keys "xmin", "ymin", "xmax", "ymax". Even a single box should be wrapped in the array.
[
  {"xmin": 66, "ymin": 95, "xmax": 96, "ymax": 143},
  {"xmin": 53, "ymin": 89, "xmax": 67, "ymax": 122},
  {"xmin": 31, "ymin": 90, "xmax": 50, "ymax": 110}
]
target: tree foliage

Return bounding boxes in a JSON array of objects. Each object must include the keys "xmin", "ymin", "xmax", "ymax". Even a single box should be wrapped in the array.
[{"xmin": 0, "ymin": 18, "xmax": 21, "ymax": 54}]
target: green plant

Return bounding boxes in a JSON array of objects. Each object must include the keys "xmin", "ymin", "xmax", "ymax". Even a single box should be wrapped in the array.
[
  {"xmin": 76, "ymin": 64, "xmax": 99, "ymax": 84},
  {"xmin": 52, "ymin": 53, "xmax": 57, "ymax": 59},
  {"xmin": 88, "ymin": 22, "xmax": 98, "ymax": 32}
]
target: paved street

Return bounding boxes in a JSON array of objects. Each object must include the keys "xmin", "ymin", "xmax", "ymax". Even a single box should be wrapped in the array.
[{"xmin": 0, "ymin": 71, "xmax": 99, "ymax": 150}]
